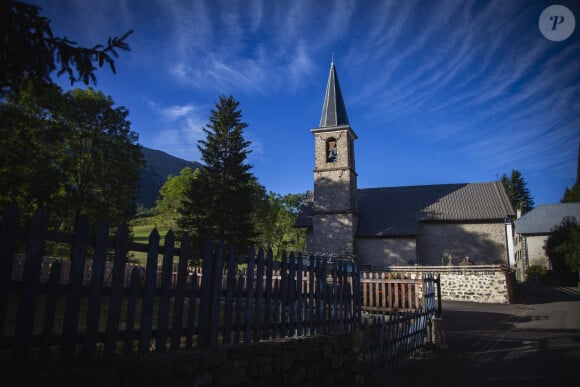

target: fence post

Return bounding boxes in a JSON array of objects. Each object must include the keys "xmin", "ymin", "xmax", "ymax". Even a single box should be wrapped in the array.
[
  {"xmin": 208, "ymin": 240, "xmax": 225, "ymax": 347},
  {"xmin": 83, "ymin": 221, "xmax": 109, "ymax": 359},
  {"xmin": 171, "ymin": 234, "xmax": 191, "ymax": 350},
  {"xmin": 263, "ymin": 248, "xmax": 273, "ymax": 340},
  {"xmin": 138, "ymin": 229, "xmax": 160, "ymax": 355},
  {"xmin": 222, "ymin": 242, "xmax": 237, "ymax": 344},
  {"xmin": 13, "ymin": 209, "xmax": 47, "ymax": 364},
  {"xmin": 197, "ymin": 239, "xmax": 214, "ymax": 348},
  {"xmin": 157, "ymin": 230, "xmax": 175, "ymax": 351},
  {"xmin": 103, "ymin": 223, "xmax": 129, "ymax": 358},
  {"xmin": 243, "ymin": 246, "xmax": 255, "ymax": 344},
  {"xmin": 0, "ymin": 204, "xmax": 19, "ymax": 336},
  {"xmin": 253, "ymin": 248, "xmax": 265, "ymax": 343},
  {"xmin": 436, "ymin": 274, "xmax": 442, "ymax": 318},
  {"xmin": 38, "ymin": 261, "xmax": 61, "ymax": 366}
]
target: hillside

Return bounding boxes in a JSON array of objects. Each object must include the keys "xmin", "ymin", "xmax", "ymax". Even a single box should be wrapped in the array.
[{"xmin": 137, "ymin": 147, "xmax": 202, "ymax": 209}]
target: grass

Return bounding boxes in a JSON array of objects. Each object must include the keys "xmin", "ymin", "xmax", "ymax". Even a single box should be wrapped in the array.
[{"xmin": 128, "ymin": 214, "xmax": 179, "ymax": 265}]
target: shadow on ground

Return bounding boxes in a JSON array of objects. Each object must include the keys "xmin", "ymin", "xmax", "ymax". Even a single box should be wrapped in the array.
[{"xmin": 365, "ymin": 284, "xmax": 580, "ymax": 387}]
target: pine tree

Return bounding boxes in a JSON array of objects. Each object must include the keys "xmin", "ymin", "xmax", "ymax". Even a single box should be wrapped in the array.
[
  {"xmin": 178, "ymin": 96, "xmax": 256, "ymax": 248},
  {"xmin": 500, "ymin": 170, "xmax": 534, "ymax": 214}
]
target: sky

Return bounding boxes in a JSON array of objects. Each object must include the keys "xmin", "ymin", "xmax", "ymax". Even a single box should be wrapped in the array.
[{"xmin": 32, "ymin": 0, "xmax": 580, "ymax": 206}]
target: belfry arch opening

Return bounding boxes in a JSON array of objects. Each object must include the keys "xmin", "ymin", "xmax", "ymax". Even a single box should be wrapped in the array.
[{"xmin": 326, "ymin": 138, "xmax": 337, "ymax": 163}]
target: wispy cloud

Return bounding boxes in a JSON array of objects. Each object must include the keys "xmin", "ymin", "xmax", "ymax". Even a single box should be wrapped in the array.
[{"xmin": 149, "ymin": 101, "xmax": 207, "ymax": 160}]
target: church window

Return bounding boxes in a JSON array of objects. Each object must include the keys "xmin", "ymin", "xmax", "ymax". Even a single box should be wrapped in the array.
[{"xmin": 326, "ymin": 138, "xmax": 337, "ymax": 163}]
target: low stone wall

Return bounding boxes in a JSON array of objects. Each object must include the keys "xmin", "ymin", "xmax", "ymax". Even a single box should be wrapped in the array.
[
  {"xmin": 8, "ymin": 334, "xmax": 365, "ymax": 387},
  {"xmin": 388, "ymin": 265, "xmax": 514, "ymax": 304},
  {"xmin": 439, "ymin": 267, "xmax": 513, "ymax": 304}
]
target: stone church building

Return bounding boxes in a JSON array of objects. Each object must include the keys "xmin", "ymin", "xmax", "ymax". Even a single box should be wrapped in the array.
[{"xmin": 295, "ymin": 62, "xmax": 516, "ymax": 269}]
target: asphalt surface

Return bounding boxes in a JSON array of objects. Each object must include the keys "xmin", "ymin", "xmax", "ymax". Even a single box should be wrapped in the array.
[{"xmin": 367, "ymin": 284, "xmax": 580, "ymax": 386}]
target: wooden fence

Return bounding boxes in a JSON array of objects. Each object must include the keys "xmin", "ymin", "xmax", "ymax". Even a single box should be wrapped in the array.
[
  {"xmin": 0, "ymin": 206, "xmax": 361, "ymax": 367},
  {"xmin": 360, "ymin": 272, "xmax": 438, "ymax": 370},
  {"xmin": 360, "ymin": 271, "xmax": 440, "ymax": 314}
]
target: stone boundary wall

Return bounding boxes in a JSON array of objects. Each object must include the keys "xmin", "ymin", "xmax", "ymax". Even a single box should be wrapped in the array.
[
  {"xmin": 386, "ymin": 265, "xmax": 514, "ymax": 304},
  {"xmin": 7, "ymin": 334, "xmax": 365, "ymax": 387}
]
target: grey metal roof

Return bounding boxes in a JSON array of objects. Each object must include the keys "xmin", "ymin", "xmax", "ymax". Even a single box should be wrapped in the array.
[
  {"xmin": 357, "ymin": 182, "xmax": 514, "ymax": 236},
  {"xmin": 319, "ymin": 62, "xmax": 350, "ymax": 128},
  {"xmin": 294, "ymin": 182, "xmax": 516, "ymax": 236},
  {"xmin": 514, "ymin": 203, "xmax": 580, "ymax": 235}
]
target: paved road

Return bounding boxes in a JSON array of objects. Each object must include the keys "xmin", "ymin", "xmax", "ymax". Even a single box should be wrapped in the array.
[{"xmin": 368, "ymin": 284, "xmax": 580, "ymax": 386}]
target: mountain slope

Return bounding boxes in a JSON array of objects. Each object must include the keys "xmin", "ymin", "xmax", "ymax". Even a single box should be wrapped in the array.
[{"xmin": 137, "ymin": 147, "xmax": 202, "ymax": 209}]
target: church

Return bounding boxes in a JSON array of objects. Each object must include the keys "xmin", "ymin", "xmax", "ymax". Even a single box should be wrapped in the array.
[{"xmin": 295, "ymin": 62, "xmax": 516, "ymax": 269}]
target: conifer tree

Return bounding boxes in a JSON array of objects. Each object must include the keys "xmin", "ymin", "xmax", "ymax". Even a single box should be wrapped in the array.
[
  {"xmin": 500, "ymin": 170, "xmax": 534, "ymax": 214},
  {"xmin": 179, "ymin": 96, "xmax": 257, "ymax": 248}
]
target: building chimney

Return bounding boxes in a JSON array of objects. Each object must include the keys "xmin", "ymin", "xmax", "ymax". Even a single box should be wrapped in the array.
[{"xmin": 516, "ymin": 208, "xmax": 522, "ymax": 219}]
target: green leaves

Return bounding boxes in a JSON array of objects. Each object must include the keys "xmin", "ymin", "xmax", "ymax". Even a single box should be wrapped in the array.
[
  {"xmin": 500, "ymin": 170, "xmax": 534, "ymax": 214},
  {"xmin": 0, "ymin": 85, "xmax": 144, "ymax": 231},
  {"xmin": 1, "ymin": 1, "xmax": 132, "ymax": 95},
  {"xmin": 545, "ymin": 216, "xmax": 580, "ymax": 272}
]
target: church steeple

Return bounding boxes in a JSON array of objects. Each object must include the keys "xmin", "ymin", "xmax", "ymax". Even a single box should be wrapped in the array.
[
  {"xmin": 319, "ymin": 61, "xmax": 350, "ymax": 128},
  {"xmin": 307, "ymin": 59, "xmax": 358, "ymax": 256}
]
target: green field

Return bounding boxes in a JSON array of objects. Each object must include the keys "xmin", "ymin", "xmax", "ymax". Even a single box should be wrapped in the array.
[{"xmin": 128, "ymin": 214, "xmax": 178, "ymax": 265}]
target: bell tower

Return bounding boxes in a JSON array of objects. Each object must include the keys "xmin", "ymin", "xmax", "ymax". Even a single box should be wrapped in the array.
[{"xmin": 307, "ymin": 60, "xmax": 358, "ymax": 256}]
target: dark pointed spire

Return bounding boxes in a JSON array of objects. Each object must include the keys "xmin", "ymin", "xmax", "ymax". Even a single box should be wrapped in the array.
[{"xmin": 319, "ymin": 60, "xmax": 350, "ymax": 128}]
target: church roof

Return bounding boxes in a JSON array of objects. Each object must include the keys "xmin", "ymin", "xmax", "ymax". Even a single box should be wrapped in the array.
[
  {"xmin": 319, "ymin": 61, "xmax": 350, "ymax": 127},
  {"xmin": 514, "ymin": 203, "xmax": 580, "ymax": 235},
  {"xmin": 294, "ymin": 182, "xmax": 515, "ymax": 236}
]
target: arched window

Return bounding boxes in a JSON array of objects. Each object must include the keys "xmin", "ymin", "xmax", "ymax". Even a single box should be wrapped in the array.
[{"xmin": 326, "ymin": 138, "xmax": 337, "ymax": 163}]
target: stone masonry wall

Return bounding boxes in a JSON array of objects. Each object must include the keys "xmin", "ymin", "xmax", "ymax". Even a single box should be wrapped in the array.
[
  {"xmin": 356, "ymin": 238, "xmax": 417, "ymax": 268},
  {"xmin": 9, "ymin": 334, "xmax": 365, "ymax": 387},
  {"xmin": 417, "ymin": 222, "xmax": 508, "ymax": 266},
  {"xmin": 439, "ymin": 269, "xmax": 513, "ymax": 304},
  {"xmin": 389, "ymin": 265, "xmax": 514, "ymax": 304}
]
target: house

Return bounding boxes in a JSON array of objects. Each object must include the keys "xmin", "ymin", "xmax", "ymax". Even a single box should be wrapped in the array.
[
  {"xmin": 513, "ymin": 203, "xmax": 580, "ymax": 281},
  {"xmin": 295, "ymin": 61, "xmax": 515, "ymax": 269}
]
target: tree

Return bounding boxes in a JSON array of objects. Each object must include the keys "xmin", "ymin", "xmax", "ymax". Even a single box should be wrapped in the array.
[
  {"xmin": 0, "ymin": 81, "xmax": 68, "ymax": 217},
  {"xmin": 154, "ymin": 166, "xmax": 198, "ymax": 227},
  {"xmin": 254, "ymin": 192, "xmax": 306, "ymax": 259},
  {"xmin": 500, "ymin": 170, "xmax": 534, "ymax": 214},
  {"xmin": 178, "ymin": 96, "xmax": 257, "ymax": 248},
  {"xmin": 545, "ymin": 216, "xmax": 580, "ymax": 272},
  {"xmin": 1, "ymin": 0, "xmax": 132, "ymax": 96},
  {"xmin": 561, "ymin": 184, "xmax": 580, "ymax": 203},
  {"xmin": 58, "ymin": 88, "xmax": 144, "ymax": 228},
  {"xmin": 0, "ymin": 86, "xmax": 144, "ymax": 230}
]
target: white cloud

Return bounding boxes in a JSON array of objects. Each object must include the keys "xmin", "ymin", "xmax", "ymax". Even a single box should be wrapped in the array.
[{"xmin": 149, "ymin": 101, "xmax": 208, "ymax": 160}]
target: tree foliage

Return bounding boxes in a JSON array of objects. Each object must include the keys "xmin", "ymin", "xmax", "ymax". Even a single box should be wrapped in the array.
[
  {"xmin": 0, "ymin": 85, "xmax": 144, "ymax": 230},
  {"xmin": 253, "ymin": 192, "xmax": 306, "ymax": 259},
  {"xmin": 178, "ymin": 96, "xmax": 257, "ymax": 248},
  {"xmin": 154, "ymin": 166, "xmax": 198, "ymax": 228},
  {"xmin": 545, "ymin": 216, "xmax": 580, "ymax": 272},
  {"xmin": 1, "ymin": 0, "xmax": 132, "ymax": 96},
  {"xmin": 561, "ymin": 183, "xmax": 580, "ymax": 203},
  {"xmin": 500, "ymin": 170, "xmax": 534, "ymax": 214}
]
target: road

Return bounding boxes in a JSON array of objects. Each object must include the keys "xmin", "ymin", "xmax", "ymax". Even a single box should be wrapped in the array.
[{"xmin": 368, "ymin": 284, "xmax": 580, "ymax": 386}]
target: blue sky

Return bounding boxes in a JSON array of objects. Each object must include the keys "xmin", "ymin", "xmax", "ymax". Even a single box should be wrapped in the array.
[{"xmin": 33, "ymin": 0, "xmax": 580, "ymax": 206}]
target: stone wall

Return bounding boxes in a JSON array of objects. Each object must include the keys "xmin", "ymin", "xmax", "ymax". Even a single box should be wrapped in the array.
[
  {"xmin": 356, "ymin": 237, "xmax": 417, "ymax": 268},
  {"xmin": 439, "ymin": 267, "xmax": 513, "ymax": 304},
  {"xmin": 417, "ymin": 222, "xmax": 508, "ymax": 266},
  {"xmin": 523, "ymin": 234, "xmax": 550, "ymax": 268},
  {"xmin": 388, "ymin": 265, "xmax": 514, "ymax": 304},
  {"xmin": 307, "ymin": 213, "xmax": 358, "ymax": 255},
  {"xmin": 9, "ymin": 334, "xmax": 365, "ymax": 387}
]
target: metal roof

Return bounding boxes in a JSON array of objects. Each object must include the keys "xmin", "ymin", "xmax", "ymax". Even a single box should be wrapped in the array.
[
  {"xmin": 295, "ymin": 182, "xmax": 516, "ymax": 236},
  {"xmin": 514, "ymin": 203, "xmax": 580, "ymax": 234},
  {"xmin": 319, "ymin": 61, "xmax": 350, "ymax": 128}
]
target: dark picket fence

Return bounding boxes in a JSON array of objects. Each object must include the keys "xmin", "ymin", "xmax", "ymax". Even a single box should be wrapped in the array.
[
  {"xmin": 0, "ymin": 206, "xmax": 361, "ymax": 368},
  {"xmin": 360, "ymin": 272, "xmax": 439, "ymax": 370}
]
